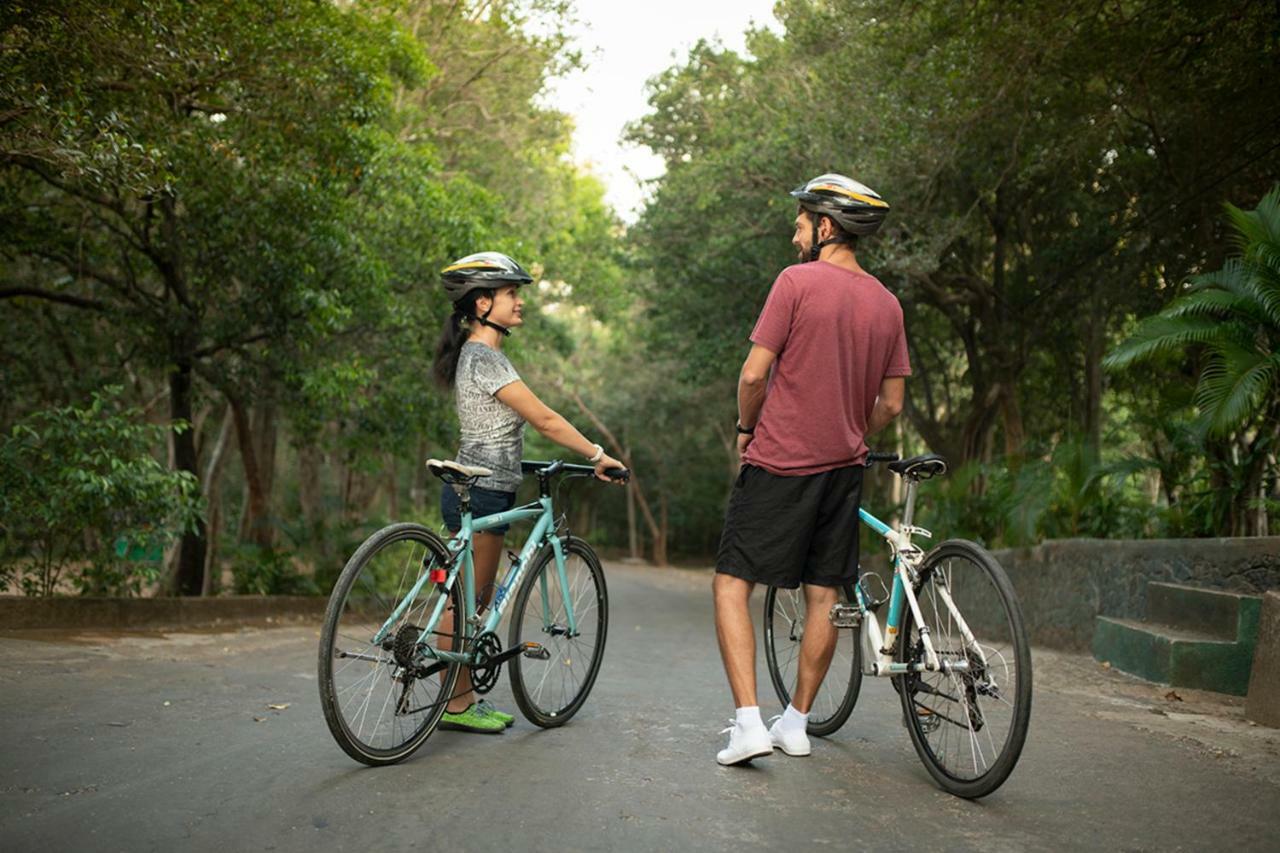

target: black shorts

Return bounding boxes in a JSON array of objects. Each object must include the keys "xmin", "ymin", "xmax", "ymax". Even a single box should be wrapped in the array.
[
  {"xmin": 441, "ymin": 484, "xmax": 517, "ymax": 535},
  {"xmin": 715, "ymin": 463, "xmax": 863, "ymax": 589}
]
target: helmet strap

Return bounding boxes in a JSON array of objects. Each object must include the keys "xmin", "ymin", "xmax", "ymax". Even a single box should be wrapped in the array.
[{"xmin": 464, "ymin": 302, "xmax": 511, "ymax": 337}]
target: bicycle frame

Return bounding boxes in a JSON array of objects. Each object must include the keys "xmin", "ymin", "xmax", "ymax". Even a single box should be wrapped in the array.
[
  {"xmin": 371, "ymin": 491, "xmax": 572, "ymax": 666},
  {"xmin": 852, "ymin": 477, "xmax": 987, "ymax": 678}
]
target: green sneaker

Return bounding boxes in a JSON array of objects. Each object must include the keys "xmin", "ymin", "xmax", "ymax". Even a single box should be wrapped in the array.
[
  {"xmin": 477, "ymin": 699, "xmax": 515, "ymax": 728},
  {"xmin": 438, "ymin": 703, "xmax": 505, "ymax": 733}
]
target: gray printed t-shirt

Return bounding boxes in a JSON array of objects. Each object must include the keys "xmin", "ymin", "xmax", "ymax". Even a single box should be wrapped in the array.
[{"xmin": 454, "ymin": 342, "xmax": 525, "ymax": 492}]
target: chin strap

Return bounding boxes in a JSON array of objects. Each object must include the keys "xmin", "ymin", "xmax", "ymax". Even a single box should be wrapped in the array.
[
  {"xmin": 807, "ymin": 213, "xmax": 850, "ymax": 262},
  {"xmin": 457, "ymin": 305, "xmax": 511, "ymax": 337}
]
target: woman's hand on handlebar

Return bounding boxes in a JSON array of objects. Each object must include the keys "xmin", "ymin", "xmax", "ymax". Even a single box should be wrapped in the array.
[{"xmin": 594, "ymin": 452, "xmax": 626, "ymax": 483}]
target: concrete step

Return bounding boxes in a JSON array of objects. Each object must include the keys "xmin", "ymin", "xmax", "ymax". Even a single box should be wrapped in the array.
[
  {"xmin": 1092, "ymin": 616, "xmax": 1257, "ymax": 696},
  {"xmin": 1146, "ymin": 582, "xmax": 1253, "ymax": 639}
]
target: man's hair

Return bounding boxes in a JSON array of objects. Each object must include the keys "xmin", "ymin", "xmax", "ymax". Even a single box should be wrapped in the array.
[{"xmin": 805, "ymin": 208, "xmax": 859, "ymax": 251}]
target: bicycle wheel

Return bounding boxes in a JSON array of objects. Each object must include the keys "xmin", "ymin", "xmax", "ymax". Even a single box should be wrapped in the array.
[
  {"xmin": 507, "ymin": 536, "xmax": 608, "ymax": 727},
  {"xmin": 897, "ymin": 539, "xmax": 1032, "ymax": 798},
  {"xmin": 764, "ymin": 584, "xmax": 862, "ymax": 736},
  {"xmin": 318, "ymin": 523, "xmax": 462, "ymax": 766}
]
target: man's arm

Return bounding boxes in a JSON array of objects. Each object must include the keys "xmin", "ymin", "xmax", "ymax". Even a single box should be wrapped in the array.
[
  {"xmin": 737, "ymin": 344, "xmax": 777, "ymax": 431},
  {"xmin": 867, "ymin": 376, "xmax": 905, "ymax": 436}
]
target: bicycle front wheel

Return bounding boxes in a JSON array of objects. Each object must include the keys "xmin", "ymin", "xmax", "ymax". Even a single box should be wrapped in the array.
[
  {"xmin": 507, "ymin": 536, "xmax": 608, "ymax": 727},
  {"xmin": 318, "ymin": 523, "xmax": 462, "ymax": 766},
  {"xmin": 897, "ymin": 539, "xmax": 1032, "ymax": 798},
  {"xmin": 764, "ymin": 584, "xmax": 862, "ymax": 736}
]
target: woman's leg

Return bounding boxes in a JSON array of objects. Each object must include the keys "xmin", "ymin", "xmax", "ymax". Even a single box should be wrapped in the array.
[{"xmin": 444, "ymin": 530, "xmax": 504, "ymax": 712}]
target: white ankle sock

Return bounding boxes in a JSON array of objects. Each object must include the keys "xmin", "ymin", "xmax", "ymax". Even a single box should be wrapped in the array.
[
  {"xmin": 779, "ymin": 704, "xmax": 808, "ymax": 731},
  {"xmin": 735, "ymin": 705, "xmax": 765, "ymax": 730}
]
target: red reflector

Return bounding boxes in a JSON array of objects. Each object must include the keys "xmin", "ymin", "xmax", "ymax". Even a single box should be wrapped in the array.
[{"xmin": 429, "ymin": 568, "xmax": 447, "ymax": 583}]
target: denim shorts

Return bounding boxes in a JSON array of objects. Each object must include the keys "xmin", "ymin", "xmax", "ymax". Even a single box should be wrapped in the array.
[{"xmin": 440, "ymin": 484, "xmax": 518, "ymax": 535}]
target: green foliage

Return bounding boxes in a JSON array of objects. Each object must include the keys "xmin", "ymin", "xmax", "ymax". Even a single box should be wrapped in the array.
[
  {"xmin": 0, "ymin": 388, "xmax": 202, "ymax": 596},
  {"xmin": 228, "ymin": 545, "xmax": 318, "ymax": 596},
  {"xmin": 1107, "ymin": 184, "xmax": 1280, "ymax": 437}
]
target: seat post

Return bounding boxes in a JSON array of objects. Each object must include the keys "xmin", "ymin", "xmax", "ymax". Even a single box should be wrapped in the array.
[
  {"xmin": 450, "ymin": 480, "xmax": 472, "ymax": 515},
  {"xmin": 900, "ymin": 476, "xmax": 919, "ymax": 530}
]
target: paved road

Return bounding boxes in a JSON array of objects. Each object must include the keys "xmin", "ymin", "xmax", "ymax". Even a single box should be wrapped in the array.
[{"xmin": 2, "ymin": 563, "xmax": 1278, "ymax": 852}]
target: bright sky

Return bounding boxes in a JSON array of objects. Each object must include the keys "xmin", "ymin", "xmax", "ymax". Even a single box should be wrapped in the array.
[{"xmin": 545, "ymin": 0, "xmax": 782, "ymax": 222}]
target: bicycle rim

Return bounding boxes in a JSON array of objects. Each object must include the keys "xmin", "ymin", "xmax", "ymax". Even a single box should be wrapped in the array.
[
  {"xmin": 508, "ymin": 538, "xmax": 608, "ymax": 727},
  {"xmin": 318, "ymin": 523, "xmax": 461, "ymax": 765},
  {"xmin": 898, "ymin": 540, "xmax": 1032, "ymax": 798},
  {"xmin": 764, "ymin": 584, "xmax": 862, "ymax": 737}
]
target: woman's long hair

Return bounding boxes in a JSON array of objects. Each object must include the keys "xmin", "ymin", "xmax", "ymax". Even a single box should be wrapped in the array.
[{"xmin": 432, "ymin": 289, "xmax": 489, "ymax": 388}]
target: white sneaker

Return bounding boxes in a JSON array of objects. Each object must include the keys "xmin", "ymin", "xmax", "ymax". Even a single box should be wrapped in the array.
[
  {"xmin": 768, "ymin": 716, "xmax": 811, "ymax": 757},
  {"xmin": 716, "ymin": 721, "xmax": 774, "ymax": 766}
]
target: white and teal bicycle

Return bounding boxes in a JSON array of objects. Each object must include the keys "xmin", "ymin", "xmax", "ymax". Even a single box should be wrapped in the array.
[
  {"xmin": 764, "ymin": 452, "xmax": 1032, "ymax": 798},
  {"xmin": 319, "ymin": 458, "xmax": 627, "ymax": 766}
]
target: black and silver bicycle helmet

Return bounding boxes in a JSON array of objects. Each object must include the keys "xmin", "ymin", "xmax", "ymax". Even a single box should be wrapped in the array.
[
  {"xmin": 440, "ymin": 251, "xmax": 533, "ymax": 303},
  {"xmin": 791, "ymin": 173, "xmax": 889, "ymax": 261}
]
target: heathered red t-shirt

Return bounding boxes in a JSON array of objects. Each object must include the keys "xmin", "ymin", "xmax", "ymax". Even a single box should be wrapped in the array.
[{"xmin": 741, "ymin": 261, "xmax": 911, "ymax": 475}]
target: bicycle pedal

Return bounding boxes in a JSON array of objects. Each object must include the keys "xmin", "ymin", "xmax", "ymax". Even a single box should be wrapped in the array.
[
  {"xmin": 828, "ymin": 603, "xmax": 862, "ymax": 629},
  {"xmin": 521, "ymin": 642, "xmax": 551, "ymax": 661}
]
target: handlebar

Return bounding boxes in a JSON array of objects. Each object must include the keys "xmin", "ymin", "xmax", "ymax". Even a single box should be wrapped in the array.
[
  {"xmin": 521, "ymin": 459, "xmax": 630, "ymax": 483},
  {"xmin": 866, "ymin": 451, "xmax": 900, "ymax": 466}
]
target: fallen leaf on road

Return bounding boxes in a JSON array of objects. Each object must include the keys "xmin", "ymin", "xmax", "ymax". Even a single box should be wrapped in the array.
[
  {"xmin": 253, "ymin": 716, "xmax": 267, "ymax": 723},
  {"xmin": 1100, "ymin": 661, "xmax": 1111, "ymax": 669},
  {"xmin": 162, "ymin": 701, "xmax": 171, "ymax": 707},
  {"xmin": 267, "ymin": 703, "xmax": 291, "ymax": 711},
  {"xmin": 1165, "ymin": 690, "xmax": 1183, "ymax": 702},
  {"xmin": 105, "ymin": 721, "xmax": 131, "ymax": 728}
]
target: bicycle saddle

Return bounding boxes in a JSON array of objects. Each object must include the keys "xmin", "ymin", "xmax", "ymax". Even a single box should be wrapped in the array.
[
  {"xmin": 887, "ymin": 453, "xmax": 948, "ymax": 479},
  {"xmin": 426, "ymin": 459, "xmax": 492, "ymax": 482}
]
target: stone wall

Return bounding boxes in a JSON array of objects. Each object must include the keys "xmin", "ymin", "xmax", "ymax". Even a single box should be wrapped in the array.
[{"xmin": 988, "ymin": 537, "xmax": 1280, "ymax": 650}]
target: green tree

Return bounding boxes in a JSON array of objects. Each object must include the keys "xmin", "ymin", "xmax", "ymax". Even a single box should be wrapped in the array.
[
  {"xmin": 0, "ymin": 389, "xmax": 201, "ymax": 596},
  {"xmin": 1106, "ymin": 185, "xmax": 1280, "ymax": 535}
]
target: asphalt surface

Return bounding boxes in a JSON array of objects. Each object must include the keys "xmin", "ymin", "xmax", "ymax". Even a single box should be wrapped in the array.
[{"xmin": 2, "ymin": 562, "xmax": 1278, "ymax": 852}]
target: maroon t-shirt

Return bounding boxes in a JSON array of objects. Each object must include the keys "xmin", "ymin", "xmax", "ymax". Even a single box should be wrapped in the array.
[{"xmin": 742, "ymin": 261, "xmax": 911, "ymax": 475}]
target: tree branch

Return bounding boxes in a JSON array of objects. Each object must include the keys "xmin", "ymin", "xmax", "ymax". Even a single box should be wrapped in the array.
[{"xmin": 0, "ymin": 286, "xmax": 107, "ymax": 311}]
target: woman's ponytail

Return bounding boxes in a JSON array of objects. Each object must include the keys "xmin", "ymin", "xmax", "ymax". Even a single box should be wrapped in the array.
[{"xmin": 431, "ymin": 290, "xmax": 489, "ymax": 388}]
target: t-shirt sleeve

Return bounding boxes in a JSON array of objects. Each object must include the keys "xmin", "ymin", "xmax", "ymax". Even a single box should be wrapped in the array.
[
  {"xmin": 473, "ymin": 348, "xmax": 521, "ymax": 395},
  {"xmin": 749, "ymin": 271, "xmax": 795, "ymax": 354},
  {"xmin": 885, "ymin": 310, "xmax": 912, "ymax": 377}
]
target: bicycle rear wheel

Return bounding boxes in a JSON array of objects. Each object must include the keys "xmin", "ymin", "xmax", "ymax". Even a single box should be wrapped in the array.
[
  {"xmin": 507, "ymin": 536, "xmax": 608, "ymax": 727},
  {"xmin": 318, "ymin": 523, "xmax": 462, "ymax": 766},
  {"xmin": 897, "ymin": 540, "xmax": 1032, "ymax": 798},
  {"xmin": 764, "ymin": 584, "xmax": 862, "ymax": 736}
]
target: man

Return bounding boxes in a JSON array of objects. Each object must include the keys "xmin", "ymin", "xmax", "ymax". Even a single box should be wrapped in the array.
[{"xmin": 713, "ymin": 173, "xmax": 910, "ymax": 766}]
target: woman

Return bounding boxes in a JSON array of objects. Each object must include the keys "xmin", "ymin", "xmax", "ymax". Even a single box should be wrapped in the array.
[{"xmin": 431, "ymin": 251, "xmax": 625, "ymax": 733}]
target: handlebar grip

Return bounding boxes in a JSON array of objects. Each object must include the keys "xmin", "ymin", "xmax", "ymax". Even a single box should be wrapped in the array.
[
  {"xmin": 866, "ymin": 451, "xmax": 900, "ymax": 464},
  {"xmin": 605, "ymin": 467, "xmax": 630, "ymax": 483}
]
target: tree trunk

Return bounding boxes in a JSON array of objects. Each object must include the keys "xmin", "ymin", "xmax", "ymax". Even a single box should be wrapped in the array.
[
  {"xmin": 386, "ymin": 454, "xmax": 400, "ymax": 520},
  {"xmin": 298, "ymin": 441, "xmax": 323, "ymax": 527},
  {"xmin": 169, "ymin": 361, "xmax": 206, "ymax": 596},
  {"xmin": 1082, "ymin": 308, "xmax": 1105, "ymax": 451},
  {"xmin": 654, "ymin": 491, "xmax": 669, "ymax": 567},
  {"xmin": 230, "ymin": 396, "xmax": 274, "ymax": 548},
  {"xmin": 200, "ymin": 404, "xmax": 234, "ymax": 595}
]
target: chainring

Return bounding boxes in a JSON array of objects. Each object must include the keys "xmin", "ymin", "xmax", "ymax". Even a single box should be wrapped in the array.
[{"xmin": 469, "ymin": 631, "xmax": 503, "ymax": 695}]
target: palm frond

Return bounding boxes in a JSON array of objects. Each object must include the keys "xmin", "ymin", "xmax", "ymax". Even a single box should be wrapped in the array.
[
  {"xmin": 1195, "ymin": 347, "xmax": 1280, "ymax": 437},
  {"xmin": 1104, "ymin": 315, "xmax": 1224, "ymax": 371},
  {"xmin": 1162, "ymin": 287, "xmax": 1256, "ymax": 321}
]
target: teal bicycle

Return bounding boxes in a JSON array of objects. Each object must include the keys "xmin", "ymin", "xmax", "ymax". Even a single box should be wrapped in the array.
[
  {"xmin": 764, "ymin": 452, "xmax": 1032, "ymax": 798},
  {"xmin": 318, "ymin": 458, "xmax": 627, "ymax": 766}
]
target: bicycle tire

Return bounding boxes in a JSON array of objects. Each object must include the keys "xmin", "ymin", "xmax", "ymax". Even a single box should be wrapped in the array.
[
  {"xmin": 318, "ymin": 523, "xmax": 462, "ymax": 766},
  {"xmin": 763, "ymin": 583, "xmax": 863, "ymax": 736},
  {"xmin": 897, "ymin": 539, "xmax": 1032, "ymax": 798},
  {"xmin": 507, "ymin": 536, "xmax": 608, "ymax": 728}
]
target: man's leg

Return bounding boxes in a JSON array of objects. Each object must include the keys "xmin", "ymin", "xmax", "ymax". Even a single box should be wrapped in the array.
[
  {"xmin": 713, "ymin": 572, "xmax": 758, "ymax": 707},
  {"xmin": 712, "ymin": 571, "xmax": 773, "ymax": 765},
  {"xmin": 791, "ymin": 582, "xmax": 840, "ymax": 713}
]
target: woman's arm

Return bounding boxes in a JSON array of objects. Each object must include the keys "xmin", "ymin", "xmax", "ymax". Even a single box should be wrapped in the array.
[{"xmin": 495, "ymin": 381, "xmax": 625, "ymax": 480}]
